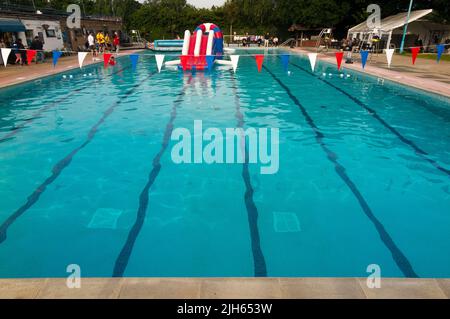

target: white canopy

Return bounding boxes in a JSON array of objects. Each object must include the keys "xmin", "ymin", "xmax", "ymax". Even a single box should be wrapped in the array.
[{"xmin": 348, "ymin": 9, "xmax": 433, "ymax": 34}]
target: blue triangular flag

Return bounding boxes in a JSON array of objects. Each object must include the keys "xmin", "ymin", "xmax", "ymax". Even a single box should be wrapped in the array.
[
  {"xmin": 437, "ymin": 44, "xmax": 445, "ymax": 63},
  {"xmin": 52, "ymin": 51, "xmax": 62, "ymax": 67},
  {"xmin": 130, "ymin": 54, "xmax": 139, "ymax": 71},
  {"xmin": 206, "ymin": 55, "xmax": 215, "ymax": 71},
  {"xmin": 281, "ymin": 54, "xmax": 289, "ymax": 71},
  {"xmin": 360, "ymin": 50, "xmax": 369, "ymax": 69}
]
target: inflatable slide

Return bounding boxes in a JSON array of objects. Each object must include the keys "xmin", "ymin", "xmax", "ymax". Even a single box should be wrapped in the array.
[{"xmin": 165, "ymin": 23, "xmax": 232, "ymax": 71}]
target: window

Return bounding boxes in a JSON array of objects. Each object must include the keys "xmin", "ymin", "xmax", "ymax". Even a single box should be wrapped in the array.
[{"xmin": 45, "ymin": 29, "xmax": 56, "ymax": 37}]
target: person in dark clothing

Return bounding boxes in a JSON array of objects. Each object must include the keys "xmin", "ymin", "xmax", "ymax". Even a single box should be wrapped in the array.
[
  {"xmin": 12, "ymin": 38, "xmax": 25, "ymax": 65},
  {"xmin": 30, "ymin": 36, "xmax": 44, "ymax": 63}
]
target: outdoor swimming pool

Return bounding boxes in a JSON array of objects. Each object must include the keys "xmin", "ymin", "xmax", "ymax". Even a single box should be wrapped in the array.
[{"xmin": 0, "ymin": 49, "xmax": 449, "ymax": 279}]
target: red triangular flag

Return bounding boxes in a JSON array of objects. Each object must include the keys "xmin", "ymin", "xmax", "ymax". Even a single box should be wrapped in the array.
[
  {"xmin": 26, "ymin": 50, "xmax": 37, "ymax": 65},
  {"xmin": 335, "ymin": 52, "xmax": 344, "ymax": 70},
  {"xmin": 180, "ymin": 55, "xmax": 188, "ymax": 71},
  {"xmin": 103, "ymin": 53, "xmax": 112, "ymax": 68},
  {"xmin": 255, "ymin": 54, "xmax": 264, "ymax": 72},
  {"xmin": 411, "ymin": 47, "xmax": 420, "ymax": 65}
]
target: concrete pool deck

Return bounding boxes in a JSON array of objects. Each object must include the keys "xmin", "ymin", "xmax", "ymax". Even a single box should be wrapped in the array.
[
  {"xmin": 0, "ymin": 49, "xmax": 143, "ymax": 89},
  {"xmin": 0, "ymin": 278, "xmax": 449, "ymax": 299},
  {"xmin": 289, "ymin": 47, "xmax": 450, "ymax": 98}
]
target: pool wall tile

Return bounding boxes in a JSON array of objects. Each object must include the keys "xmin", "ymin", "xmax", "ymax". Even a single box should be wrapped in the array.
[
  {"xmin": 36, "ymin": 278, "xmax": 123, "ymax": 299},
  {"xmin": 357, "ymin": 278, "xmax": 447, "ymax": 299},
  {"xmin": 279, "ymin": 278, "xmax": 366, "ymax": 299},
  {"xmin": 119, "ymin": 278, "xmax": 201, "ymax": 299},
  {"xmin": 0, "ymin": 279, "xmax": 46, "ymax": 299},
  {"xmin": 199, "ymin": 278, "xmax": 282, "ymax": 299}
]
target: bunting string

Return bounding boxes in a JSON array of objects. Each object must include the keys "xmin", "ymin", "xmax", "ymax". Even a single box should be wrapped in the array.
[{"xmin": 0, "ymin": 42, "xmax": 448, "ymax": 72}]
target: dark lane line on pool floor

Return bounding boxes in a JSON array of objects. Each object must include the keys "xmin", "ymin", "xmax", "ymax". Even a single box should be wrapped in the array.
[
  {"xmin": 287, "ymin": 60, "xmax": 450, "ymax": 177},
  {"xmin": 231, "ymin": 75, "xmax": 267, "ymax": 277},
  {"xmin": 0, "ymin": 72, "xmax": 154, "ymax": 244},
  {"xmin": 0, "ymin": 66, "xmax": 131, "ymax": 144},
  {"xmin": 112, "ymin": 82, "xmax": 189, "ymax": 277},
  {"xmin": 263, "ymin": 65, "xmax": 418, "ymax": 278}
]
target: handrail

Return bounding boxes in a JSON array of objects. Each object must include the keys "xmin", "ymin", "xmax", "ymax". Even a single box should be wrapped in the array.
[{"xmin": 280, "ymin": 38, "xmax": 295, "ymax": 47}]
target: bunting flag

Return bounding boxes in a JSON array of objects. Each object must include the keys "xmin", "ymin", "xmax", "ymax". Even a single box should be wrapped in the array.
[
  {"xmin": 308, "ymin": 53, "xmax": 317, "ymax": 72},
  {"xmin": 335, "ymin": 52, "xmax": 344, "ymax": 70},
  {"xmin": 206, "ymin": 55, "xmax": 215, "ymax": 71},
  {"xmin": 360, "ymin": 50, "xmax": 369, "ymax": 69},
  {"xmin": 230, "ymin": 55, "xmax": 239, "ymax": 73},
  {"xmin": 411, "ymin": 47, "xmax": 420, "ymax": 65},
  {"xmin": 52, "ymin": 51, "xmax": 62, "ymax": 67},
  {"xmin": 436, "ymin": 44, "xmax": 445, "ymax": 63},
  {"xmin": 255, "ymin": 54, "xmax": 264, "ymax": 72},
  {"xmin": 103, "ymin": 53, "xmax": 112, "ymax": 68},
  {"xmin": 281, "ymin": 54, "xmax": 290, "ymax": 71},
  {"xmin": 385, "ymin": 49, "xmax": 394, "ymax": 68},
  {"xmin": 155, "ymin": 54, "xmax": 165, "ymax": 73},
  {"xmin": 26, "ymin": 50, "xmax": 37, "ymax": 65},
  {"xmin": 129, "ymin": 54, "xmax": 139, "ymax": 71},
  {"xmin": 78, "ymin": 52, "xmax": 88, "ymax": 68},
  {"xmin": 180, "ymin": 55, "xmax": 188, "ymax": 71},
  {"xmin": 1, "ymin": 48, "xmax": 11, "ymax": 67}
]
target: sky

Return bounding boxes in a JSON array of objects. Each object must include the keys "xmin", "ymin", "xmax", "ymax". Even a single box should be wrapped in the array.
[
  {"xmin": 187, "ymin": 0, "xmax": 225, "ymax": 8},
  {"xmin": 137, "ymin": 0, "xmax": 226, "ymax": 8},
  {"xmin": 186, "ymin": 0, "xmax": 226, "ymax": 8}
]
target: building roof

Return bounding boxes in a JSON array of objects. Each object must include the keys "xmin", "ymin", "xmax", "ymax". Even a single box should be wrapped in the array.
[
  {"xmin": 0, "ymin": 18, "xmax": 26, "ymax": 32},
  {"xmin": 288, "ymin": 24, "xmax": 322, "ymax": 32},
  {"xmin": 348, "ymin": 9, "xmax": 433, "ymax": 33}
]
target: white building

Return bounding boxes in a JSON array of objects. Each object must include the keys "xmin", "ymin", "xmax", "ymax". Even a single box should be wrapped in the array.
[
  {"xmin": 1, "ymin": 16, "xmax": 63, "ymax": 51},
  {"xmin": 21, "ymin": 19, "xmax": 64, "ymax": 51}
]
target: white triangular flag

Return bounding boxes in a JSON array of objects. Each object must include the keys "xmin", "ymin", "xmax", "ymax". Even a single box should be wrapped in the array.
[
  {"xmin": 78, "ymin": 52, "xmax": 88, "ymax": 69},
  {"xmin": 385, "ymin": 49, "xmax": 394, "ymax": 68},
  {"xmin": 308, "ymin": 53, "xmax": 317, "ymax": 72},
  {"xmin": 1, "ymin": 48, "xmax": 11, "ymax": 67},
  {"xmin": 230, "ymin": 55, "xmax": 239, "ymax": 73},
  {"xmin": 155, "ymin": 54, "xmax": 165, "ymax": 73}
]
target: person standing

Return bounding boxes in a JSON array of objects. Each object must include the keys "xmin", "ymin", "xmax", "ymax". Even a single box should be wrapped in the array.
[
  {"xmin": 30, "ymin": 36, "xmax": 44, "ymax": 63},
  {"xmin": 88, "ymin": 32, "xmax": 96, "ymax": 59},
  {"xmin": 12, "ymin": 38, "xmax": 25, "ymax": 65},
  {"xmin": 104, "ymin": 33, "xmax": 111, "ymax": 52},
  {"xmin": 0, "ymin": 38, "xmax": 6, "ymax": 66},
  {"xmin": 264, "ymin": 33, "xmax": 270, "ymax": 48},
  {"xmin": 113, "ymin": 32, "xmax": 120, "ymax": 55}
]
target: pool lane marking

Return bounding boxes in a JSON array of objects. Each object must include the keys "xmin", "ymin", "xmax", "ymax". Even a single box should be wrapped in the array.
[
  {"xmin": 0, "ymin": 65, "xmax": 131, "ymax": 144},
  {"xmin": 0, "ymin": 73, "xmax": 154, "ymax": 244},
  {"xmin": 287, "ymin": 60, "xmax": 450, "ymax": 177},
  {"xmin": 230, "ymin": 75, "xmax": 268, "ymax": 277},
  {"xmin": 263, "ymin": 65, "xmax": 419, "ymax": 278},
  {"xmin": 112, "ymin": 83, "xmax": 189, "ymax": 277}
]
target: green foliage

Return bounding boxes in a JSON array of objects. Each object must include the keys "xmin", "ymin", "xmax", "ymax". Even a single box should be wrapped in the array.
[{"xmin": 11, "ymin": 0, "xmax": 450, "ymax": 39}]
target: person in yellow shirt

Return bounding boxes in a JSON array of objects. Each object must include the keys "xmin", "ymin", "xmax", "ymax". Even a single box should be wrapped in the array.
[
  {"xmin": 104, "ymin": 33, "xmax": 111, "ymax": 52},
  {"xmin": 96, "ymin": 32, "xmax": 105, "ymax": 53}
]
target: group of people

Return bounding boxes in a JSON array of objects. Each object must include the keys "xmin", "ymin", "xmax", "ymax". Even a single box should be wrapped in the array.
[
  {"xmin": 0, "ymin": 36, "xmax": 45, "ymax": 66},
  {"xmin": 238, "ymin": 34, "xmax": 279, "ymax": 48},
  {"xmin": 86, "ymin": 31, "xmax": 120, "ymax": 58}
]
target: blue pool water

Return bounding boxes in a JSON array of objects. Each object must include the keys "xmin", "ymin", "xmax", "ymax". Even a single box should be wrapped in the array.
[{"xmin": 0, "ymin": 50, "xmax": 449, "ymax": 278}]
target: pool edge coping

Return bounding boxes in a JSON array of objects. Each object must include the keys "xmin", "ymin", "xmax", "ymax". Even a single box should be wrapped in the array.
[
  {"xmin": 0, "ymin": 277, "xmax": 448, "ymax": 299},
  {"xmin": 0, "ymin": 49, "xmax": 145, "ymax": 91},
  {"xmin": 287, "ymin": 47, "xmax": 450, "ymax": 99}
]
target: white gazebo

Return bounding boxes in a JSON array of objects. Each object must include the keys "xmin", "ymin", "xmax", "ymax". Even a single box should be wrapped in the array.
[{"xmin": 347, "ymin": 9, "xmax": 450, "ymax": 50}]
